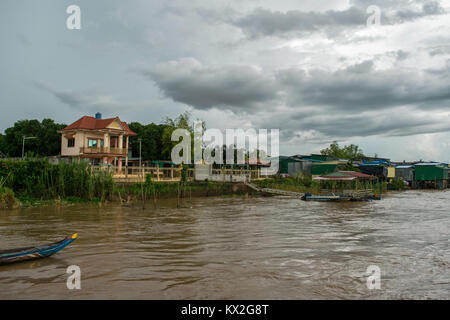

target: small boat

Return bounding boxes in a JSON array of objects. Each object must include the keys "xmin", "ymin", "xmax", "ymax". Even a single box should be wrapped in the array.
[
  {"xmin": 301, "ymin": 192, "xmax": 381, "ymax": 202},
  {"xmin": 0, "ymin": 234, "xmax": 77, "ymax": 265},
  {"xmin": 301, "ymin": 193, "xmax": 345, "ymax": 201}
]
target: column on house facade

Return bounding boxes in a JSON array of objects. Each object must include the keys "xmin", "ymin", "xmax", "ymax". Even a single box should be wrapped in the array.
[
  {"xmin": 103, "ymin": 132, "xmax": 109, "ymax": 153},
  {"xmin": 119, "ymin": 134, "xmax": 123, "ymax": 150},
  {"xmin": 118, "ymin": 157, "xmax": 122, "ymax": 174},
  {"xmin": 125, "ymin": 135, "xmax": 129, "ymax": 169}
]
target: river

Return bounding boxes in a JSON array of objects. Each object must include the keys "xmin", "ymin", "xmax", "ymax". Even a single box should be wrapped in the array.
[{"xmin": 0, "ymin": 190, "xmax": 449, "ymax": 299}]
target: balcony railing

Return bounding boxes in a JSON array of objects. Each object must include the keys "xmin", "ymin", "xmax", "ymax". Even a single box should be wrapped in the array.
[{"xmin": 80, "ymin": 147, "xmax": 128, "ymax": 156}]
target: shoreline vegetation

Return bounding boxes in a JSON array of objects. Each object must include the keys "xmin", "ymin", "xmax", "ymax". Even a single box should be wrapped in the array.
[
  {"xmin": 0, "ymin": 158, "xmax": 256, "ymax": 209},
  {"xmin": 0, "ymin": 158, "xmax": 410, "ymax": 210}
]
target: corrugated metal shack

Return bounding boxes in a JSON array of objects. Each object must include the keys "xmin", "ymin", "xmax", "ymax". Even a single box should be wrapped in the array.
[
  {"xmin": 288, "ymin": 160, "xmax": 312, "ymax": 176},
  {"xmin": 395, "ymin": 165, "xmax": 414, "ymax": 183},
  {"xmin": 311, "ymin": 163, "xmax": 337, "ymax": 176},
  {"xmin": 414, "ymin": 163, "xmax": 449, "ymax": 189},
  {"xmin": 357, "ymin": 164, "xmax": 388, "ymax": 180},
  {"xmin": 278, "ymin": 156, "xmax": 302, "ymax": 175}
]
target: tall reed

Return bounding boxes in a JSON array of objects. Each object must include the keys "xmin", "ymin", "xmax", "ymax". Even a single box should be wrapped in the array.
[{"xmin": 0, "ymin": 158, "xmax": 114, "ymax": 201}]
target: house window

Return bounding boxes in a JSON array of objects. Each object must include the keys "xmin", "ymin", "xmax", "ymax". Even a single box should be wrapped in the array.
[
  {"xmin": 88, "ymin": 139, "xmax": 98, "ymax": 148},
  {"xmin": 67, "ymin": 138, "xmax": 75, "ymax": 148}
]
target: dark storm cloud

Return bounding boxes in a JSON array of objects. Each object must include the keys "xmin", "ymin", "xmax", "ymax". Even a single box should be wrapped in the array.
[
  {"xmin": 139, "ymin": 57, "xmax": 450, "ymax": 115},
  {"xmin": 136, "ymin": 58, "xmax": 280, "ymax": 111},
  {"xmin": 253, "ymin": 105, "xmax": 450, "ymax": 144},
  {"xmin": 231, "ymin": 1, "xmax": 446, "ymax": 38},
  {"xmin": 278, "ymin": 61, "xmax": 450, "ymax": 111},
  {"xmin": 233, "ymin": 6, "xmax": 367, "ymax": 38},
  {"xmin": 292, "ymin": 111, "xmax": 449, "ymax": 138},
  {"xmin": 139, "ymin": 56, "xmax": 450, "ymax": 140}
]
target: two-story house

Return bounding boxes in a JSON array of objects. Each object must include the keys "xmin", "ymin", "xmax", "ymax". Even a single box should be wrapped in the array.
[{"xmin": 58, "ymin": 113, "xmax": 136, "ymax": 171}]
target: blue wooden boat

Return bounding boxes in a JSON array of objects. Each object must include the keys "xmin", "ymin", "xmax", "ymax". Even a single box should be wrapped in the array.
[
  {"xmin": 0, "ymin": 234, "xmax": 77, "ymax": 265},
  {"xmin": 301, "ymin": 192, "xmax": 381, "ymax": 202},
  {"xmin": 301, "ymin": 193, "xmax": 346, "ymax": 201}
]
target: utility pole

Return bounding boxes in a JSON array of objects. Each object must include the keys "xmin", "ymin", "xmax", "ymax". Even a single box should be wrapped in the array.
[
  {"xmin": 22, "ymin": 136, "xmax": 37, "ymax": 159},
  {"xmin": 139, "ymin": 138, "xmax": 142, "ymax": 177}
]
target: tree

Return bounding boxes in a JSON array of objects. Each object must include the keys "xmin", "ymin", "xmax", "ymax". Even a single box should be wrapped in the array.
[
  {"xmin": 161, "ymin": 111, "xmax": 195, "ymax": 160},
  {"xmin": 0, "ymin": 133, "xmax": 6, "ymax": 157},
  {"xmin": 39, "ymin": 119, "xmax": 67, "ymax": 156},
  {"xmin": 320, "ymin": 141, "xmax": 365, "ymax": 159},
  {"xmin": 128, "ymin": 122, "xmax": 167, "ymax": 160},
  {"xmin": 3, "ymin": 119, "xmax": 66, "ymax": 157}
]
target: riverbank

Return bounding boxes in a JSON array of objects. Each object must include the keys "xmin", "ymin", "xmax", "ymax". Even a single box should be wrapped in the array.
[
  {"xmin": 0, "ymin": 158, "xmax": 414, "ymax": 210},
  {"xmin": 0, "ymin": 159, "xmax": 263, "ymax": 209},
  {"xmin": 2, "ymin": 181, "xmax": 257, "ymax": 209}
]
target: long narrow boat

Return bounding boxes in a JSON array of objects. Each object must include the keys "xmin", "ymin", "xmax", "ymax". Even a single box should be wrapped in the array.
[
  {"xmin": 301, "ymin": 193, "xmax": 346, "ymax": 201},
  {"xmin": 301, "ymin": 193, "xmax": 381, "ymax": 202},
  {"xmin": 0, "ymin": 234, "xmax": 77, "ymax": 265}
]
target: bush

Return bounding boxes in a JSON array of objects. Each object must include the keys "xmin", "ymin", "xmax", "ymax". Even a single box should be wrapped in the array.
[
  {"xmin": 0, "ymin": 187, "xmax": 17, "ymax": 209},
  {"xmin": 0, "ymin": 158, "xmax": 114, "ymax": 201},
  {"xmin": 388, "ymin": 178, "xmax": 406, "ymax": 191}
]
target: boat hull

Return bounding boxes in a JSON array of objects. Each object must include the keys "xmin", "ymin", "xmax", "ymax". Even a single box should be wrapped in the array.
[
  {"xmin": 0, "ymin": 234, "xmax": 77, "ymax": 265},
  {"xmin": 301, "ymin": 196, "xmax": 343, "ymax": 201},
  {"xmin": 301, "ymin": 193, "xmax": 380, "ymax": 202}
]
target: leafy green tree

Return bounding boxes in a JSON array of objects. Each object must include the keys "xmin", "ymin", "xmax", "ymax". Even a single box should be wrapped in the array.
[
  {"xmin": 3, "ymin": 119, "xmax": 66, "ymax": 157},
  {"xmin": 0, "ymin": 133, "xmax": 6, "ymax": 157},
  {"xmin": 39, "ymin": 119, "xmax": 67, "ymax": 156},
  {"xmin": 128, "ymin": 122, "xmax": 167, "ymax": 160},
  {"xmin": 161, "ymin": 111, "xmax": 195, "ymax": 160},
  {"xmin": 320, "ymin": 141, "xmax": 365, "ymax": 159}
]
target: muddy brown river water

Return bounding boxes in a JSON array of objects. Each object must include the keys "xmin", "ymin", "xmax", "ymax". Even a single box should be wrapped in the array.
[{"xmin": 0, "ymin": 190, "xmax": 449, "ymax": 299}]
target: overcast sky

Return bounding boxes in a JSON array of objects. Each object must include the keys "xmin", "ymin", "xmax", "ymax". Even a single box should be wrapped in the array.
[{"xmin": 1, "ymin": 0, "xmax": 450, "ymax": 161}]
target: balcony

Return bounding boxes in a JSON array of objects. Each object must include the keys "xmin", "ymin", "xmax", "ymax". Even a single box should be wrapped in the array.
[{"xmin": 80, "ymin": 147, "xmax": 128, "ymax": 156}]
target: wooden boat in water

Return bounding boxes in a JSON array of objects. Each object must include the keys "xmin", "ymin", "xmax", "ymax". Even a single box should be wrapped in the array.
[
  {"xmin": 301, "ymin": 193, "xmax": 343, "ymax": 201},
  {"xmin": 301, "ymin": 192, "xmax": 381, "ymax": 202},
  {"xmin": 0, "ymin": 234, "xmax": 77, "ymax": 265}
]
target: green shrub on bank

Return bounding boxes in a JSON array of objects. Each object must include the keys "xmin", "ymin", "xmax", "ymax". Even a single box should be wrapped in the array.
[
  {"xmin": 388, "ymin": 178, "xmax": 407, "ymax": 191},
  {"xmin": 0, "ymin": 187, "xmax": 17, "ymax": 209},
  {"xmin": 0, "ymin": 158, "xmax": 114, "ymax": 201}
]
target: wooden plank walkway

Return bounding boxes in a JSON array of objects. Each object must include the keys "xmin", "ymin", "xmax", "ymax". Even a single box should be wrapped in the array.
[{"xmin": 245, "ymin": 182, "xmax": 304, "ymax": 197}]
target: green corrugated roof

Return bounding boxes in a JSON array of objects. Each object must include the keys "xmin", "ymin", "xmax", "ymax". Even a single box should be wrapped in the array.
[{"xmin": 311, "ymin": 163, "xmax": 337, "ymax": 175}]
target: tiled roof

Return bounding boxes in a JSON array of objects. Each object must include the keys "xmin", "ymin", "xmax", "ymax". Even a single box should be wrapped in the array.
[
  {"xmin": 339, "ymin": 171, "xmax": 374, "ymax": 178},
  {"xmin": 313, "ymin": 170, "xmax": 375, "ymax": 181},
  {"xmin": 62, "ymin": 116, "xmax": 136, "ymax": 136}
]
